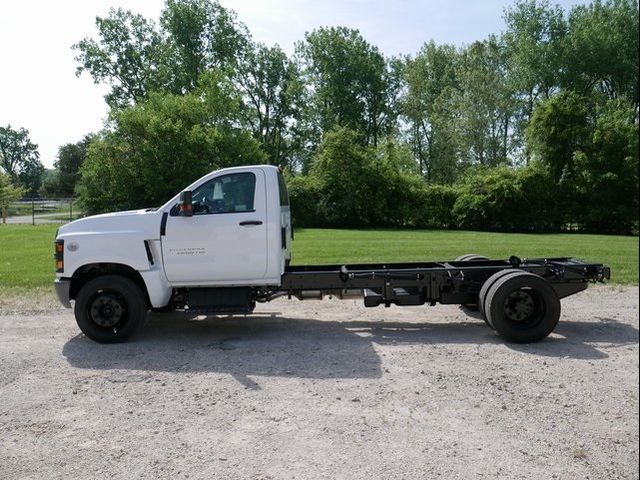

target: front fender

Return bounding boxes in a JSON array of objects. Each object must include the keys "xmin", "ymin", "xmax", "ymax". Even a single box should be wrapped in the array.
[
  {"xmin": 61, "ymin": 231, "xmax": 151, "ymax": 275},
  {"xmin": 59, "ymin": 232, "xmax": 172, "ymax": 309}
]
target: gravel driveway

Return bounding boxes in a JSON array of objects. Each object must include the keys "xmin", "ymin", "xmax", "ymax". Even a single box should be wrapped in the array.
[{"xmin": 0, "ymin": 285, "xmax": 638, "ymax": 480}]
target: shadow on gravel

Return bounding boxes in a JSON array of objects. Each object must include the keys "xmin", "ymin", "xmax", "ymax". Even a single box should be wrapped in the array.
[
  {"xmin": 62, "ymin": 312, "xmax": 638, "ymax": 387},
  {"xmin": 508, "ymin": 317, "xmax": 639, "ymax": 359}
]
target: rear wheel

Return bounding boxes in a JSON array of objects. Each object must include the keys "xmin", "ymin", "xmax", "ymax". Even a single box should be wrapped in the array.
[
  {"xmin": 484, "ymin": 271, "xmax": 560, "ymax": 343},
  {"xmin": 74, "ymin": 275, "xmax": 147, "ymax": 343},
  {"xmin": 478, "ymin": 269, "xmax": 521, "ymax": 327}
]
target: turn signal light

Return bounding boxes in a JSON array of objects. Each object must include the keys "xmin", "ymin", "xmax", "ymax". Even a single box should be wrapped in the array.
[{"xmin": 54, "ymin": 240, "xmax": 64, "ymax": 273}]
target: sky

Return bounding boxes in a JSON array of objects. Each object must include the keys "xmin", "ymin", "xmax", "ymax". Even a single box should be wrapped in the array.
[{"xmin": 0, "ymin": 0, "xmax": 589, "ymax": 168}]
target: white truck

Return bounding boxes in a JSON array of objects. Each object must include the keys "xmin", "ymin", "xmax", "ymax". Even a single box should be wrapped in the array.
[{"xmin": 54, "ymin": 165, "xmax": 610, "ymax": 344}]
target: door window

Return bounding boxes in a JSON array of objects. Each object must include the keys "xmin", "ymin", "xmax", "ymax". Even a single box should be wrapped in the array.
[{"xmin": 181, "ymin": 172, "xmax": 256, "ymax": 216}]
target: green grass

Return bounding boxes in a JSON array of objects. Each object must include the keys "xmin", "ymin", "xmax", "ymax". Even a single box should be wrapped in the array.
[
  {"xmin": 292, "ymin": 229, "xmax": 638, "ymax": 284},
  {"xmin": 0, "ymin": 224, "xmax": 60, "ymax": 289},
  {"xmin": 0, "ymin": 225, "xmax": 637, "ymax": 291}
]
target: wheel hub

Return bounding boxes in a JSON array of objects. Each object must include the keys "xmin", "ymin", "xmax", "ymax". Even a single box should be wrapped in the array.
[
  {"xmin": 90, "ymin": 294, "xmax": 124, "ymax": 328},
  {"xmin": 504, "ymin": 290, "xmax": 535, "ymax": 322}
]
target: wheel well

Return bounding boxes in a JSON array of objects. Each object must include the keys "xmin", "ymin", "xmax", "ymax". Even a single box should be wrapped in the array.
[{"xmin": 70, "ymin": 263, "xmax": 150, "ymax": 306}]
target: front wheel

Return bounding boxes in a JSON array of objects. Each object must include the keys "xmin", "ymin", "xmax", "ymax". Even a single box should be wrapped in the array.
[{"xmin": 74, "ymin": 275, "xmax": 147, "ymax": 343}]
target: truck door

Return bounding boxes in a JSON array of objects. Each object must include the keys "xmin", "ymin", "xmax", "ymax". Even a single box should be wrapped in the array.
[{"xmin": 161, "ymin": 169, "xmax": 268, "ymax": 285}]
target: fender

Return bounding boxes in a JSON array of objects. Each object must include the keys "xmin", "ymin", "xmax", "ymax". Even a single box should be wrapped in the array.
[{"xmin": 62, "ymin": 231, "xmax": 172, "ymax": 308}]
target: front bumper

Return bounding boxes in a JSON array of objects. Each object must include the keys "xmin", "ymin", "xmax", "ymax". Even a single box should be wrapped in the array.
[{"xmin": 54, "ymin": 279, "xmax": 72, "ymax": 308}]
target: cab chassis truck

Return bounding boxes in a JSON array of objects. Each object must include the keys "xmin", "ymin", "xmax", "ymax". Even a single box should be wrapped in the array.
[{"xmin": 53, "ymin": 165, "xmax": 610, "ymax": 344}]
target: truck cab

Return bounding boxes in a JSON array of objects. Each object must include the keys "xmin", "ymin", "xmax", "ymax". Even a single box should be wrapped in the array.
[
  {"xmin": 160, "ymin": 165, "xmax": 291, "ymax": 286},
  {"xmin": 54, "ymin": 165, "xmax": 291, "ymax": 342}
]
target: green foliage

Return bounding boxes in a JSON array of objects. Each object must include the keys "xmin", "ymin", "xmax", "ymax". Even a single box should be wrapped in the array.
[
  {"xmin": 42, "ymin": 135, "xmax": 94, "ymax": 197},
  {"xmin": 0, "ymin": 172, "xmax": 24, "ymax": 219},
  {"xmin": 73, "ymin": 1, "xmax": 249, "ymax": 107},
  {"xmin": 402, "ymin": 41, "xmax": 461, "ymax": 181},
  {"xmin": 0, "ymin": 125, "xmax": 44, "ymax": 197},
  {"xmin": 503, "ymin": 0, "xmax": 567, "ymax": 102},
  {"xmin": 574, "ymin": 99, "xmax": 639, "ymax": 233},
  {"xmin": 297, "ymin": 27, "xmax": 397, "ymax": 151},
  {"xmin": 237, "ymin": 43, "xmax": 303, "ymax": 167},
  {"xmin": 289, "ymin": 128, "xmax": 462, "ymax": 229},
  {"xmin": 527, "ymin": 91, "xmax": 591, "ymax": 182},
  {"xmin": 453, "ymin": 164, "xmax": 557, "ymax": 232},
  {"xmin": 67, "ymin": 0, "xmax": 638, "ymax": 235},
  {"xmin": 73, "ymin": 8, "xmax": 170, "ymax": 108},
  {"xmin": 309, "ymin": 127, "xmax": 382, "ymax": 226},
  {"xmin": 455, "ymin": 38, "xmax": 513, "ymax": 167},
  {"xmin": 78, "ymin": 74, "xmax": 266, "ymax": 214},
  {"xmin": 412, "ymin": 184, "xmax": 460, "ymax": 229},
  {"xmin": 286, "ymin": 174, "xmax": 322, "ymax": 227},
  {"xmin": 528, "ymin": 93, "xmax": 639, "ymax": 233},
  {"xmin": 160, "ymin": 0, "xmax": 249, "ymax": 91},
  {"xmin": 565, "ymin": 0, "xmax": 639, "ymax": 108}
]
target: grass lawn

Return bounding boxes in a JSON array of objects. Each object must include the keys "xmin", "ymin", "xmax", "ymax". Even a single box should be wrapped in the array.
[
  {"xmin": 0, "ymin": 225, "xmax": 637, "ymax": 293},
  {"xmin": 292, "ymin": 229, "xmax": 639, "ymax": 284}
]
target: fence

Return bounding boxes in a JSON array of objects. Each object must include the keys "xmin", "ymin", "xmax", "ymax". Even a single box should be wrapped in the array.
[{"xmin": 1, "ymin": 198, "xmax": 84, "ymax": 225}]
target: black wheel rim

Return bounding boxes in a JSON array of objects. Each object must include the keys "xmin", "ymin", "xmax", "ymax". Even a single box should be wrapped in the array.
[
  {"xmin": 502, "ymin": 287, "xmax": 544, "ymax": 329},
  {"xmin": 88, "ymin": 290, "xmax": 128, "ymax": 332}
]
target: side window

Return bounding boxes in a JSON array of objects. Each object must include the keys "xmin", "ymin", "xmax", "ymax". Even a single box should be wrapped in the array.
[
  {"xmin": 277, "ymin": 171, "xmax": 290, "ymax": 206},
  {"xmin": 191, "ymin": 172, "xmax": 256, "ymax": 215}
]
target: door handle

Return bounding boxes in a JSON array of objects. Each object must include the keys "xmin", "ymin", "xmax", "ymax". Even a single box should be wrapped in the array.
[{"xmin": 239, "ymin": 220, "xmax": 263, "ymax": 226}]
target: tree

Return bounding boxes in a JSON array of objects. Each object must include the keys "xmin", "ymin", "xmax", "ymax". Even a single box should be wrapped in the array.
[
  {"xmin": 0, "ymin": 172, "xmax": 23, "ymax": 224},
  {"xmin": 73, "ymin": 8, "xmax": 170, "ymax": 108},
  {"xmin": 526, "ymin": 91, "xmax": 591, "ymax": 225},
  {"xmin": 160, "ymin": 0, "xmax": 249, "ymax": 92},
  {"xmin": 565, "ymin": 0, "xmax": 639, "ymax": 114},
  {"xmin": 574, "ymin": 99, "xmax": 639, "ymax": 233},
  {"xmin": 455, "ymin": 38, "xmax": 514, "ymax": 167},
  {"xmin": 402, "ymin": 41, "xmax": 461, "ymax": 182},
  {"xmin": 527, "ymin": 91, "xmax": 591, "ymax": 182},
  {"xmin": 48, "ymin": 135, "xmax": 94, "ymax": 197},
  {"xmin": 452, "ymin": 163, "xmax": 558, "ymax": 232},
  {"xmin": 308, "ymin": 127, "xmax": 376, "ymax": 226},
  {"xmin": 237, "ymin": 43, "xmax": 303, "ymax": 167},
  {"xmin": 528, "ymin": 93, "xmax": 638, "ymax": 233},
  {"xmin": 296, "ymin": 27, "xmax": 397, "ymax": 151},
  {"xmin": 0, "ymin": 125, "xmax": 44, "ymax": 196},
  {"xmin": 307, "ymin": 128, "xmax": 422, "ymax": 227},
  {"xmin": 503, "ymin": 0, "xmax": 567, "ymax": 160},
  {"xmin": 78, "ymin": 72, "xmax": 266, "ymax": 214},
  {"xmin": 74, "ymin": 1, "xmax": 250, "ymax": 108}
]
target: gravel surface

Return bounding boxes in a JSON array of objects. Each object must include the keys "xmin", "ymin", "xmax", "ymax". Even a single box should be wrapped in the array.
[{"xmin": 0, "ymin": 285, "xmax": 638, "ymax": 480}]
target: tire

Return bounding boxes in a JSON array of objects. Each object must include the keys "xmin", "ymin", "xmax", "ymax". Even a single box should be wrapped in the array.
[
  {"xmin": 455, "ymin": 254, "xmax": 489, "ymax": 313},
  {"xmin": 478, "ymin": 269, "xmax": 521, "ymax": 327},
  {"xmin": 455, "ymin": 254, "xmax": 488, "ymax": 262},
  {"xmin": 74, "ymin": 275, "xmax": 147, "ymax": 343},
  {"xmin": 485, "ymin": 271, "xmax": 560, "ymax": 343}
]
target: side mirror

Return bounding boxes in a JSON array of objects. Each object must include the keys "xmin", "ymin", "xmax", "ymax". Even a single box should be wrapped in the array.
[{"xmin": 178, "ymin": 190, "xmax": 193, "ymax": 217}]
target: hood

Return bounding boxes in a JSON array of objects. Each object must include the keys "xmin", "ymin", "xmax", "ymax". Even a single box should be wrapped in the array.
[{"xmin": 57, "ymin": 208, "xmax": 162, "ymax": 239}]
